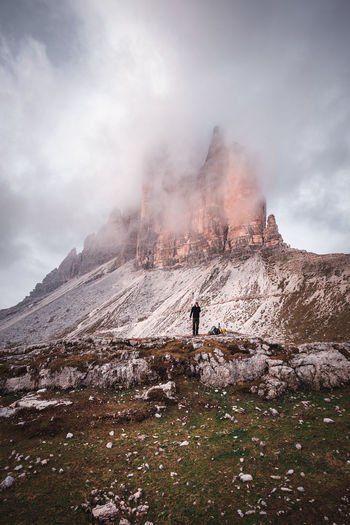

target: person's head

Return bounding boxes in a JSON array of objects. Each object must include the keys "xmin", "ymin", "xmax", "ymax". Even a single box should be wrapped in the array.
[{"xmin": 195, "ymin": 302, "xmax": 199, "ymax": 307}]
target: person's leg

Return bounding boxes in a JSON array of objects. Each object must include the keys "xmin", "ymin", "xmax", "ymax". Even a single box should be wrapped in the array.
[
  {"xmin": 195, "ymin": 319, "xmax": 199, "ymax": 335},
  {"xmin": 192, "ymin": 319, "xmax": 196, "ymax": 336}
]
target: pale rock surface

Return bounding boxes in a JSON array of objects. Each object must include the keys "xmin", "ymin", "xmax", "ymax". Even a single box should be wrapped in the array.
[
  {"xmin": 256, "ymin": 344, "xmax": 350, "ymax": 399},
  {"xmin": 0, "ymin": 475, "xmax": 15, "ymax": 491},
  {"xmin": 1, "ymin": 247, "xmax": 349, "ymax": 348},
  {"xmin": 0, "ymin": 338, "xmax": 349, "ymax": 400},
  {"xmin": 239, "ymin": 473, "xmax": 253, "ymax": 482},
  {"xmin": 92, "ymin": 501, "xmax": 119, "ymax": 521},
  {"xmin": 137, "ymin": 381, "xmax": 177, "ymax": 402},
  {"xmin": 0, "ymin": 393, "xmax": 72, "ymax": 418},
  {"xmin": 195, "ymin": 352, "xmax": 268, "ymax": 388}
]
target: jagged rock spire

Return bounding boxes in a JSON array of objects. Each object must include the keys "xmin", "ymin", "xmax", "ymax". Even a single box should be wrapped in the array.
[
  {"xmin": 205, "ymin": 126, "xmax": 225, "ymax": 161},
  {"xmin": 264, "ymin": 214, "xmax": 284, "ymax": 247}
]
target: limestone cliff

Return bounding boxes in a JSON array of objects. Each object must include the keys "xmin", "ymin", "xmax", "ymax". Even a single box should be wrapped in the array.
[
  {"xmin": 136, "ymin": 127, "xmax": 283, "ymax": 269},
  {"xmin": 4, "ymin": 127, "xmax": 284, "ymax": 309}
]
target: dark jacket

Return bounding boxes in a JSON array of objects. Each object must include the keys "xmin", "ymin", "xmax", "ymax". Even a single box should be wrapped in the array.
[{"xmin": 190, "ymin": 306, "xmax": 201, "ymax": 319}]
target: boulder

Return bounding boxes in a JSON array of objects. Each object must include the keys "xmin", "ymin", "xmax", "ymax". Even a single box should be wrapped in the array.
[
  {"xmin": 0, "ymin": 475, "xmax": 15, "ymax": 491},
  {"xmin": 92, "ymin": 502, "xmax": 119, "ymax": 521},
  {"xmin": 137, "ymin": 381, "xmax": 177, "ymax": 403}
]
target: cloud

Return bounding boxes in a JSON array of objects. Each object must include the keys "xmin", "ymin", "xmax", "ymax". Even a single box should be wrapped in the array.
[{"xmin": 0, "ymin": 0, "xmax": 350, "ymax": 307}]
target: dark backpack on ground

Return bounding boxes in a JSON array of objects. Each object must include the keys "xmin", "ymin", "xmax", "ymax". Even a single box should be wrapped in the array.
[{"xmin": 209, "ymin": 326, "xmax": 220, "ymax": 335}]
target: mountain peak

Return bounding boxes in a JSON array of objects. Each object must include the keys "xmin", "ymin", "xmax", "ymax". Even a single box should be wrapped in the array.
[
  {"xmin": 206, "ymin": 125, "xmax": 225, "ymax": 161},
  {"xmin": 19, "ymin": 128, "xmax": 284, "ymax": 302}
]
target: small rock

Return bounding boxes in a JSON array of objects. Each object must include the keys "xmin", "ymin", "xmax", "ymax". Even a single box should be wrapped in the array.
[
  {"xmin": 66, "ymin": 433, "xmax": 73, "ymax": 439},
  {"xmin": 129, "ymin": 488, "xmax": 142, "ymax": 502},
  {"xmin": 297, "ymin": 486, "xmax": 305, "ymax": 492},
  {"xmin": 269, "ymin": 408, "xmax": 279, "ymax": 416},
  {"xmin": 106, "ymin": 442, "xmax": 113, "ymax": 449},
  {"xmin": 295, "ymin": 443, "xmax": 302, "ymax": 450},
  {"xmin": 180, "ymin": 441, "xmax": 189, "ymax": 446},
  {"xmin": 109, "ymin": 431, "xmax": 114, "ymax": 436},
  {"xmin": 286, "ymin": 469, "xmax": 294, "ymax": 475},
  {"xmin": 0, "ymin": 475, "xmax": 15, "ymax": 491},
  {"xmin": 239, "ymin": 473, "xmax": 253, "ymax": 482},
  {"xmin": 323, "ymin": 418, "xmax": 334, "ymax": 424},
  {"xmin": 136, "ymin": 504, "xmax": 149, "ymax": 513}
]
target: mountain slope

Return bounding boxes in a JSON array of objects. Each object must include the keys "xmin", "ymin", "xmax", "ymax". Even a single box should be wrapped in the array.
[{"xmin": 0, "ymin": 247, "xmax": 349, "ymax": 348}]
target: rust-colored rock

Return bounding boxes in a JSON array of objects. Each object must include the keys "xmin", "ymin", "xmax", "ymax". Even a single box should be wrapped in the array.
[
  {"xmin": 264, "ymin": 214, "xmax": 284, "ymax": 247},
  {"xmin": 136, "ymin": 127, "xmax": 282, "ymax": 268}
]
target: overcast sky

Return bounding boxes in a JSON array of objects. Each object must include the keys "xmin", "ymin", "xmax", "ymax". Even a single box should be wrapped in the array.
[{"xmin": 0, "ymin": 0, "xmax": 349, "ymax": 309}]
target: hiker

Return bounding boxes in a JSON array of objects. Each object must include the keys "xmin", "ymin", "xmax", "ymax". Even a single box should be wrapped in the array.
[{"xmin": 190, "ymin": 301, "xmax": 201, "ymax": 336}]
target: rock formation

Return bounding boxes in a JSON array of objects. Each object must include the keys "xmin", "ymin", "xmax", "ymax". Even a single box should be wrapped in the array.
[
  {"xmin": 136, "ymin": 127, "xmax": 283, "ymax": 269},
  {"xmin": 23, "ymin": 208, "xmax": 140, "ymax": 301},
  {"xmin": 1, "ymin": 336, "xmax": 349, "ymax": 400},
  {"xmin": 16, "ymin": 126, "xmax": 284, "ymax": 307}
]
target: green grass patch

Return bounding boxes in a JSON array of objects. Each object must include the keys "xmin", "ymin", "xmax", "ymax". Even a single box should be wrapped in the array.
[{"xmin": 0, "ymin": 380, "xmax": 349, "ymax": 524}]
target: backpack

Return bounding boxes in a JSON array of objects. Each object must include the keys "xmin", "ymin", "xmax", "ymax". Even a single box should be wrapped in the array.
[{"xmin": 209, "ymin": 326, "xmax": 220, "ymax": 335}]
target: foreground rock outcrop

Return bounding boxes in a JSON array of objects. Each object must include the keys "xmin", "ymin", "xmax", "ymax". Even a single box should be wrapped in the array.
[{"xmin": 1, "ymin": 336, "xmax": 349, "ymax": 402}]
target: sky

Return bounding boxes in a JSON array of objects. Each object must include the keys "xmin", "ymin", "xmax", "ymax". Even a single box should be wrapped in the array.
[{"xmin": 0, "ymin": 0, "xmax": 349, "ymax": 309}]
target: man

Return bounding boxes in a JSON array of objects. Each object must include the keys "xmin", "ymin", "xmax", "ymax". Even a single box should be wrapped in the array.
[{"xmin": 190, "ymin": 301, "xmax": 201, "ymax": 336}]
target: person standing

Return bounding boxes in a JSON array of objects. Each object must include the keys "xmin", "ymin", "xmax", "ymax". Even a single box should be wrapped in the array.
[{"xmin": 190, "ymin": 302, "xmax": 201, "ymax": 336}]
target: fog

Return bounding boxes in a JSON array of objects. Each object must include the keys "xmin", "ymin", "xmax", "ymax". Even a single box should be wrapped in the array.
[{"xmin": 0, "ymin": 0, "xmax": 349, "ymax": 308}]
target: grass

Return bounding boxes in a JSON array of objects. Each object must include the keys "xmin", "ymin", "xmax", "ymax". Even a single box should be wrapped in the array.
[{"xmin": 0, "ymin": 380, "xmax": 349, "ymax": 524}]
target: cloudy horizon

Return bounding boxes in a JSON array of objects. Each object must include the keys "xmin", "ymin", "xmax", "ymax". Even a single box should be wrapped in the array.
[{"xmin": 1, "ymin": 0, "xmax": 350, "ymax": 309}]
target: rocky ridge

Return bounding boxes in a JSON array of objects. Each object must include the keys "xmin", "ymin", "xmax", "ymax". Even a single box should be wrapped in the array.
[{"xmin": 1, "ymin": 335, "xmax": 349, "ymax": 402}]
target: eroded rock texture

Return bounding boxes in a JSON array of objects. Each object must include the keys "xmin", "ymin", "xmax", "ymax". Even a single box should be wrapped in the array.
[
  {"xmin": 136, "ymin": 127, "xmax": 282, "ymax": 269},
  {"xmin": 1, "ymin": 336, "xmax": 349, "ymax": 401}
]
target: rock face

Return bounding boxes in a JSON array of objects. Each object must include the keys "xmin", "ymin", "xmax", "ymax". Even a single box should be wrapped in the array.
[
  {"xmin": 136, "ymin": 127, "xmax": 281, "ymax": 269},
  {"xmin": 4, "ymin": 127, "xmax": 284, "ymax": 310},
  {"xmin": 0, "ymin": 336, "xmax": 349, "ymax": 400},
  {"xmin": 26, "ymin": 209, "xmax": 140, "ymax": 300}
]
